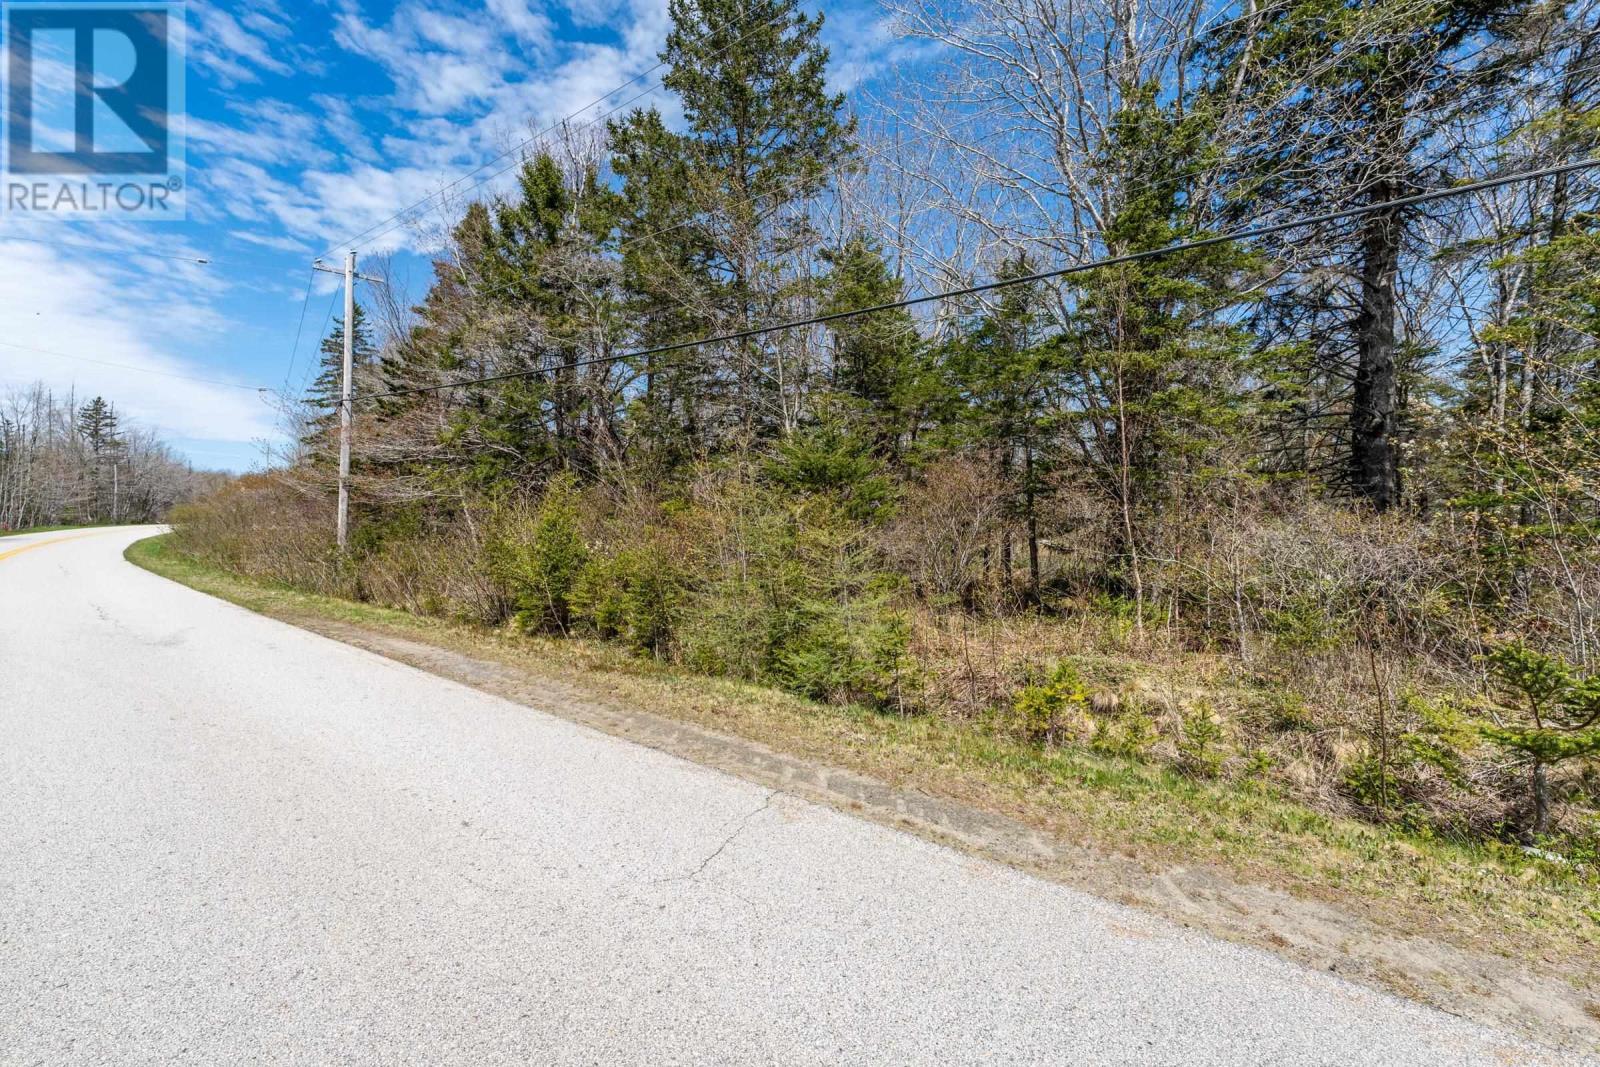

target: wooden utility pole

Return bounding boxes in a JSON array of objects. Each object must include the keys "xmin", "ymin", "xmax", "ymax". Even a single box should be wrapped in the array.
[
  {"xmin": 338, "ymin": 250, "xmax": 355, "ymax": 550},
  {"xmin": 312, "ymin": 251, "xmax": 381, "ymax": 551}
]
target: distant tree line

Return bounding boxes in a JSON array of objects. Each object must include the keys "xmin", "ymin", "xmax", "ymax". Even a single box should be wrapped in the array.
[{"xmin": 0, "ymin": 384, "xmax": 220, "ymax": 529}]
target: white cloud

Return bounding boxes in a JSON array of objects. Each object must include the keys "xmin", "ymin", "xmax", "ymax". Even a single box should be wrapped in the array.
[
  {"xmin": 487, "ymin": 0, "xmax": 555, "ymax": 45},
  {"xmin": 228, "ymin": 229, "xmax": 313, "ymax": 255},
  {"xmin": 190, "ymin": 0, "xmax": 685, "ymax": 256},
  {"xmin": 189, "ymin": 0, "xmax": 294, "ymax": 84},
  {"xmin": 0, "ymin": 241, "xmax": 279, "ymax": 445},
  {"xmin": 189, "ymin": 105, "xmax": 331, "ymax": 168}
]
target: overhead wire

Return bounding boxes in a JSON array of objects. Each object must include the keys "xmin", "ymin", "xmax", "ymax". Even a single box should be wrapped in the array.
[
  {"xmin": 353, "ymin": 157, "xmax": 1600, "ymax": 403},
  {"xmin": 280, "ymin": 267, "xmax": 319, "ymax": 396},
  {"xmin": 421, "ymin": 61, "xmax": 1593, "ymax": 318},
  {"xmin": 0, "ymin": 338, "xmax": 271, "ymax": 392}
]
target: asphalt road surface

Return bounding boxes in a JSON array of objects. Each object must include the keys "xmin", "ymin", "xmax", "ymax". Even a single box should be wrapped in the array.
[{"xmin": 0, "ymin": 527, "xmax": 1563, "ymax": 1065}]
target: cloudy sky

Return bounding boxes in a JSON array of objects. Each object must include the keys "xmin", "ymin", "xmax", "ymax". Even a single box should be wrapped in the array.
[{"xmin": 0, "ymin": 0, "xmax": 901, "ymax": 470}]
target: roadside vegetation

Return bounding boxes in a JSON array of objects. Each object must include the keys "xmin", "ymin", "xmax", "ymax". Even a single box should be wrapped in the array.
[
  {"xmin": 132, "ymin": 530, "xmax": 1600, "ymax": 984},
  {"xmin": 165, "ymin": 0, "xmax": 1598, "ymax": 966}
]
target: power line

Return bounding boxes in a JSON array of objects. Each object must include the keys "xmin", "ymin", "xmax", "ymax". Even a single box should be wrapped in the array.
[
  {"xmin": 0, "ymin": 339, "xmax": 270, "ymax": 392},
  {"xmin": 356, "ymin": 157, "xmax": 1600, "ymax": 404},
  {"xmin": 438, "ymin": 59, "xmax": 1583, "ymax": 316},
  {"xmin": 352, "ymin": 77, "xmax": 669, "ymax": 254},
  {"xmin": 454, "ymin": 99, "xmax": 1015, "ymax": 307},
  {"xmin": 281, "ymin": 267, "xmax": 318, "ymax": 396},
  {"xmin": 0, "ymin": 229, "xmax": 311, "ymax": 274},
  {"xmin": 368, "ymin": 0, "xmax": 1286, "ymax": 260},
  {"xmin": 0, "ymin": 230, "xmax": 215, "ymax": 265},
  {"xmin": 351, "ymin": 7, "xmax": 798, "ymax": 255},
  {"xmin": 294, "ymin": 284, "xmax": 345, "ymax": 397}
]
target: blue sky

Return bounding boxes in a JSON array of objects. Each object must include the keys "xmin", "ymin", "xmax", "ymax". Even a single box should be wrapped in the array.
[{"xmin": 0, "ymin": 0, "xmax": 901, "ymax": 470}]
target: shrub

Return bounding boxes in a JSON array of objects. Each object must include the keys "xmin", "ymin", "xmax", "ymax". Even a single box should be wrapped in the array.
[
  {"xmin": 488, "ymin": 474, "xmax": 589, "ymax": 634},
  {"xmin": 678, "ymin": 474, "xmax": 909, "ymax": 707},
  {"xmin": 1263, "ymin": 589, "xmax": 1351, "ymax": 653},
  {"xmin": 1091, "ymin": 706, "xmax": 1159, "ymax": 760},
  {"xmin": 1177, "ymin": 705, "xmax": 1226, "ymax": 778},
  {"xmin": 1337, "ymin": 693, "xmax": 1480, "ymax": 832},
  {"xmin": 1479, "ymin": 642, "xmax": 1600, "ymax": 836},
  {"xmin": 1009, "ymin": 662, "xmax": 1092, "ymax": 745},
  {"xmin": 572, "ymin": 544, "xmax": 682, "ymax": 657},
  {"xmin": 882, "ymin": 457, "xmax": 1008, "ymax": 607},
  {"xmin": 168, "ymin": 473, "xmax": 345, "ymax": 594},
  {"xmin": 766, "ymin": 420, "xmax": 895, "ymax": 523},
  {"xmin": 773, "ymin": 597, "xmax": 909, "ymax": 705}
]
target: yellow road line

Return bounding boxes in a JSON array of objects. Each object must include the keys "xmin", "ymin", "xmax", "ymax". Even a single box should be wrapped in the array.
[{"xmin": 0, "ymin": 531, "xmax": 109, "ymax": 564}]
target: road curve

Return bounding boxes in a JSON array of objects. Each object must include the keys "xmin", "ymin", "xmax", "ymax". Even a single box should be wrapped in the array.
[{"xmin": 0, "ymin": 527, "xmax": 1564, "ymax": 1065}]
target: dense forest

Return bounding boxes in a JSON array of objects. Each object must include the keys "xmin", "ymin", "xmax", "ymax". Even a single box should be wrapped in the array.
[
  {"xmin": 174, "ymin": 0, "xmax": 1600, "ymax": 852},
  {"xmin": 0, "ymin": 385, "xmax": 216, "ymax": 530}
]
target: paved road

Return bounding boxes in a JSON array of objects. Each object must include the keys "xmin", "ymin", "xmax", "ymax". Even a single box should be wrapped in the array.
[{"xmin": 0, "ymin": 527, "xmax": 1561, "ymax": 1065}]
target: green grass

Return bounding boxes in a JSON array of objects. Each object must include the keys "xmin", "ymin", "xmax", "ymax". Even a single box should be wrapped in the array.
[{"xmin": 126, "ymin": 533, "xmax": 1600, "ymax": 980}]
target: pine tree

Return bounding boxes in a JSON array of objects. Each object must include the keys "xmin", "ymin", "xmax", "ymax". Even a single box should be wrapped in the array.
[
  {"xmin": 1207, "ymin": 0, "xmax": 1518, "ymax": 509},
  {"xmin": 76, "ymin": 396, "xmax": 121, "ymax": 457},
  {"xmin": 611, "ymin": 0, "xmax": 856, "ymax": 449},
  {"xmin": 303, "ymin": 303, "xmax": 376, "ymax": 460}
]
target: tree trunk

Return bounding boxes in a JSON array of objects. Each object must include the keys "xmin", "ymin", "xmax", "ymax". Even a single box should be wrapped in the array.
[
  {"xmin": 1349, "ymin": 186, "xmax": 1402, "ymax": 511},
  {"xmin": 1531, "ymin": 758, "xmax": 1550, "ymax": 837},
  {"xmin": 1024, "ymin": 440, "xmax": 1040, "ymax": 604}
]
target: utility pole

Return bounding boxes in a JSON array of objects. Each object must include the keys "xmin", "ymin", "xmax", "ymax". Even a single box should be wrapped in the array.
[
  {"xmin": 312, "ymin": 251, "xmax": 383, "ymax": 551},
  {"xmin": 338, "ymin": 250, "xmax": 355, "ymax": 551}
]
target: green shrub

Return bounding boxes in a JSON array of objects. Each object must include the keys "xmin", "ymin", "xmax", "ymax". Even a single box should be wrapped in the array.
[
  {"xmin": 573, "ymin": 545, "xmax": 682, "ymax": 657},
  {"xmin": 1340, "ymin": 756, "xmax": 1434, "ymax": 832},
  {"xmin": 765, "ymin": 420, "xmax": 895, "ymax": 523},
  {"xmin": 679, "ymin": 484, "xmax": 908, "ymax": 707},
  {"xmin": 489, "ymin": 474, "xmax": 589, "ymax": 634},
  {"xmin": 1338, "ymin": 693, "xmax": 1478, "ymax": 827},
  {"xmin": 572, "ymin": 552, "xmax": 629, "ymax": 638},
  {"xmin": 1263, "ymin": 590, "xmax": 1350, "ymax": 652},
  {"xmin": 1395, "ymin": 693, "xmax": 1475, "ymax": 789},
  {"xmin": 1177, "ymin": 705, "xmax": 1226, "ymax": 778},
  {"xmin": 1010, "ymin": 662, "xmax": 1091, "ymax": 744},
  {"xmin": 1091, "ymin": 706, "xmax": 1158, "ymax": 760},
  {"xmin": 1265, "ymin": 689, "xmax": 1315, "ymax": 733},
  {"xmin": 773, "ymin": 595, "xmax": 909, "ymax": 705},
  {"xmin": 1480, "ymin": 642, "xmax": 1600, "ymax": 836}
]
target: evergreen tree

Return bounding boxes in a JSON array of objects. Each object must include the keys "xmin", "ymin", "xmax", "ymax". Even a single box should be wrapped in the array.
[
  {"xmin": 611, "ymin": 0, "xmax": 856, "ymax": 450},
  {"xmin": 820, "ymin": 234, "xmax": 924, "ymax": 456},
  {"xmin": 303, "ymin": 303, "xmax": 376, "ymax": 460},
  {"xmin": 1207, "ymin": 0, "xmax": 1518, "ymax": 509},
  {"xmin": 1053, "ymin": 88, "xmax": 1263, "ymax": 616},
  {"xmin": 76, "ymin": 396, "xmax": 121, "ymax": 458},
  {"xmin": 936, "ymin": 256, "xmax": 1056, "ymax": 598},
  {"xmin": 76, "ymin": 395, "xmax": 124, "ymax": 522}
]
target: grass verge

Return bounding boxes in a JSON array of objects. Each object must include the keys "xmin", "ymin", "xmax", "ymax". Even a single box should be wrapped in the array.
[{"xmin": 127, "ymin": 533, "xmax": 1599, "ymax": 1008}]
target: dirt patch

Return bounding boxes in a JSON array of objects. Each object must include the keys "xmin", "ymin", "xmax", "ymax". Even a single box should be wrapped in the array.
[{"xmin": 277, "ymin": 609, "xmax": 1597, "ymax": 1055}]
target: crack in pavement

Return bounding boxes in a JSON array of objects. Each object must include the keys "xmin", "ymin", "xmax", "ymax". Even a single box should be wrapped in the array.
[{"xmin": 657, "ymin": 790, "xmax": 778, "ymax": 886}]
